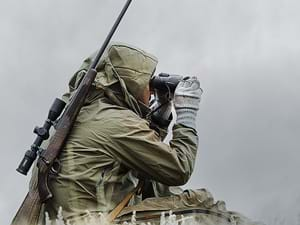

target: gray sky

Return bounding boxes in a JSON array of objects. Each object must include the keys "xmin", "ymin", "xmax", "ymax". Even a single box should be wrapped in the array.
[{"xmin": 1, "ymin": 0, "xmax": 299, "ymax": 224}]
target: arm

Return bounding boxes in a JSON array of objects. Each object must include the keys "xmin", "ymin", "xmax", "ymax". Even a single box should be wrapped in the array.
[
  {"xmin": 107, "ymin": 117, "xmax": 198, "ymax": 186},
  {"xmin": 107, "ymin": 77, "xmax": 202, "ymax": 186}
]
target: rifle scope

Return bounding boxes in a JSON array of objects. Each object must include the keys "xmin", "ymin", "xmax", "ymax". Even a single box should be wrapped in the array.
[{"xmin": 17, "ymin": 98, "xmax": 66, "ymax": 175}]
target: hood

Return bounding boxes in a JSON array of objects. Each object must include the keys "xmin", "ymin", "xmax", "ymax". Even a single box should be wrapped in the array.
[{"xmin": 64, "ymin": 42, "xmax": 158, "ymax": 117}]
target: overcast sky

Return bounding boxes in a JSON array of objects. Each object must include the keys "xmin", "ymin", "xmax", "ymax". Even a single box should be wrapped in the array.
[{"xmin": 0, "ymin": 0, "xmax": 299, "ymax": 224}]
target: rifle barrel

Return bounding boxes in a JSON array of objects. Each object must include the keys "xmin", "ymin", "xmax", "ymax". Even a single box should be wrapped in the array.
[{"xmin": 92, "ymin": 0, "xmax": 132, "ymax": 69}]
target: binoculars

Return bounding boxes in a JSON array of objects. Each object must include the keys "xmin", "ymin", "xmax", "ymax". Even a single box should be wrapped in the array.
[
  {"xmin": 150, "ymin": 73, "xmax": 183, "ymax": 94},
  {"xmin": 149, "ymin": 73, "xmax": 183, "ymax": 127}
]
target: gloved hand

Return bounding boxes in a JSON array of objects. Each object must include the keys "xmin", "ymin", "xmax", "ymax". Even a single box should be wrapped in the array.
[{"xmin": 174, "ymin": 76, "xmax": 202, "ymax": 130}]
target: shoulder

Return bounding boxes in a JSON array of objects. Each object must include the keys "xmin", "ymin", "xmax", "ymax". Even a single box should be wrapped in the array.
[
  {"xmin": 79, "ymin": 100, "xmax": 151, "ymax": 135},
  {"xmin": 103, "ymin": 106, "xmax": 151, "ymax": 134}
]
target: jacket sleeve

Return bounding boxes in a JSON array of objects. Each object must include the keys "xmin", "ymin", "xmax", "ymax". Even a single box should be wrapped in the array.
[{"xmin": 104, "ymin": 114, "xmax": 199, "ymax": 186}]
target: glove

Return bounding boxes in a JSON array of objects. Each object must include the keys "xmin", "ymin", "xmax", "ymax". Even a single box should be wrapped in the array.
[{"xmin": 174, "ymin": 76, "xmax": 202, "ymax": 130}]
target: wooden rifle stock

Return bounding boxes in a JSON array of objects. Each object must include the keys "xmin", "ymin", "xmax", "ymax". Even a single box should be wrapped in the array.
[
  {"xmin": 11, "ymin": 173, "xmax": 42, "ymax": 225},
  {"xmin": 11, "ymin": 1, "xmax": 132, "ymax": 224}
]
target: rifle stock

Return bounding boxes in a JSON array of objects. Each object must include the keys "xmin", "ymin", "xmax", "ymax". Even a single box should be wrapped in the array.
[
  {"xmin": 12, "ymin": 1, "xmax": 132, "ymax": 224},
  {"xmin": 11, "ymin": 171, "xmax": 42, "ymax": 225},
  {"xmin": 12, "ymin": 191, "xmax": 42, "ymax": 225}
]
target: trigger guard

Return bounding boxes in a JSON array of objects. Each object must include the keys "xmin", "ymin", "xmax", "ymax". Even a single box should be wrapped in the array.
[{"xmin": 50, "ymin": 159, "xmax": 61, "ymax": 175}]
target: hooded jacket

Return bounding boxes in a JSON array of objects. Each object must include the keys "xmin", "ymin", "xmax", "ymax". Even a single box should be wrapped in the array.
[{"xmin": 42, "ymin": 43, "xmax": 199, "ymax": 223}]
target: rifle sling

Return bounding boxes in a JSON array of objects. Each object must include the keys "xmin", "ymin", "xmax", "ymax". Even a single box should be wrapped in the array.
[{"xmin": 107, "ymin": 180, "xmax": 144, "ymax": 223}]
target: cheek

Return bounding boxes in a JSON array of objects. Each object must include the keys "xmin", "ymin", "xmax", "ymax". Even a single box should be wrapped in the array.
[
  {"xmin": 144, "ymin": 91, "xmax": 150, "ymax": 105},
  {"xmin": 142, "ymin": 86, "xmax": 151, "ymax": 106}
]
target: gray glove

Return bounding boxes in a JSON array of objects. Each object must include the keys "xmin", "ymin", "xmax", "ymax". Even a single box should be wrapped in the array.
[{"xmin": 174, "ymin": 76, "xmax": 203, "ymax": 130}]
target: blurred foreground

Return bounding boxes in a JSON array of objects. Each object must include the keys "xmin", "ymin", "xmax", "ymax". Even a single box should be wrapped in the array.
[{"xmin": 46, "ymin": 210, "xmax": 200, "ymax": 225}]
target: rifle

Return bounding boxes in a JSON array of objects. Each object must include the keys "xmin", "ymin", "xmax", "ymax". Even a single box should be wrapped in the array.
[{"xmin": 11, "ymin": 1, "xmax": 132, "ymax": 224}]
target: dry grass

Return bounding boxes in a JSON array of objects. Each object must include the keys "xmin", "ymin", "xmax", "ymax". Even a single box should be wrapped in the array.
[{"xmin": 45, "ymin": 209, "xmax": 198, "ymax": 225}]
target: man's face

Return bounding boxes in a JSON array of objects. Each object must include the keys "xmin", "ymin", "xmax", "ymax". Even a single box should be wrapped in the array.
[{"xmin": 140, "ymin": 84, "xmax": 151, "ymax": 106}]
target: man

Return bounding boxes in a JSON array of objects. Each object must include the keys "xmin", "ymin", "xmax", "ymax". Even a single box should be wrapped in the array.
[{"xmin": 41, "ymin": 42, "xmax": 202, "ymax": 223}]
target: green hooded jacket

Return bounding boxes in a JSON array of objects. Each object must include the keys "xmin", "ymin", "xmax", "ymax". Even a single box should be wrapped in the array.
[{"xmin": 41, "ymin": 43, "xmax": 199, "ymax": 223}]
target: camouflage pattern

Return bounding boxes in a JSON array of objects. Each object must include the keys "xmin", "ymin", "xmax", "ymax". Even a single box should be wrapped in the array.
[{"xmin": 40, "ymin": 43, "xmax": 199, "ymax": 223}]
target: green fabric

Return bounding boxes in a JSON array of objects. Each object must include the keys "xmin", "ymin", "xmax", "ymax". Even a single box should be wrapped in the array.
[
  {"xmin": 115, "ymin": 189, "xmax": 260, "ymax": 225},
  {"xmin": 63, "ymin": 42, "xmax": 158, "ymax": 117},
  {"xmin": 45, "ymin": 98, "xmax": 198, "ymax": 222},
  {"xmin": 39, "ymin": 43, "xmax": 198, "ymax": 223}
]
